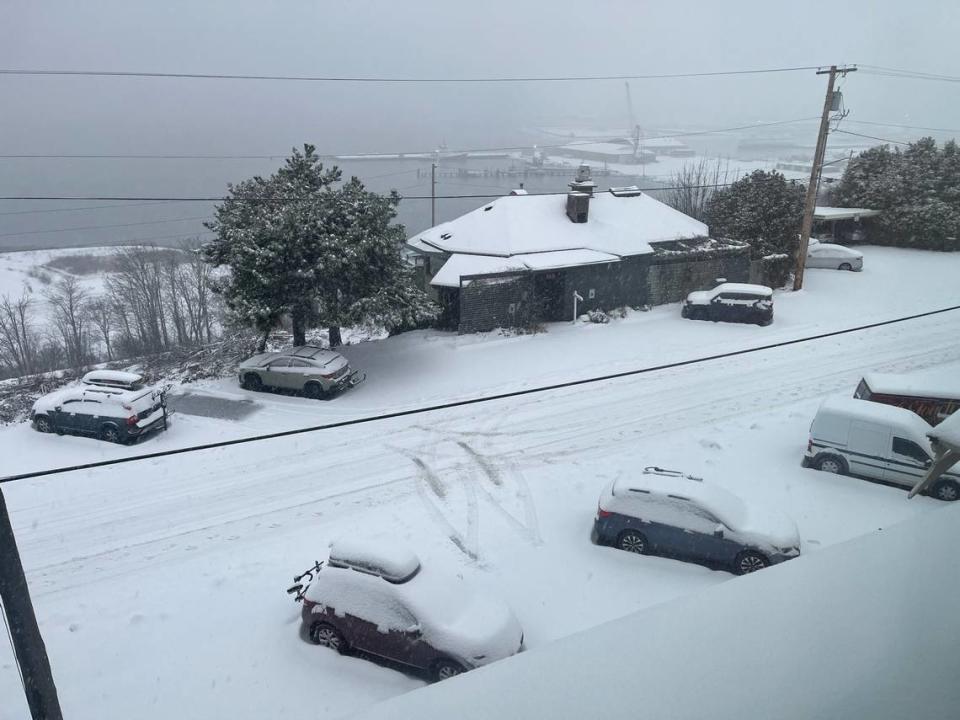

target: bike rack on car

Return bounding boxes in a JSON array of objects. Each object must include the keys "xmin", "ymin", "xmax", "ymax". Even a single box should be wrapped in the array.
[{"xmin": 286, "ymin": 560, "xmax": 324, "ymax": 602}]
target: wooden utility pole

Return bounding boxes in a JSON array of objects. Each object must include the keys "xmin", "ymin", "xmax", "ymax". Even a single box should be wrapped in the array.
[
  {"xmin": 794, "ymin": 64, "xmax": 856, "ymax": 291},
  {"xmin": 430, "ymin": 162, "xmax": 437, "ymax": 227},
  {"xmin": 0, "ymin": 488, "xmax": 64, "ymax": 720}
]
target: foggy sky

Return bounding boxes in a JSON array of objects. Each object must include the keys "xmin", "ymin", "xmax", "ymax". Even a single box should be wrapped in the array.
[{"xmin": 1, "ymin": 0, "xmax": 958, "ymax": 249}]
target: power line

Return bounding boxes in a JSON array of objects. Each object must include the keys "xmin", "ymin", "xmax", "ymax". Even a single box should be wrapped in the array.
[
  {"xmin": 0, "ymin": 200, "xmax": 193, "ymax": 217},
  {"xmin": 0, "ymin": 215, "xmax": 211, "ymax": 239},
  {"xmin": 845, "ymin": 119, "xmax": 960, "ymax": 135},
  {"xmin": 0, "ymin": 65, "xmax": 824, "ymax": 84},
  {"xmin": 859, "ymin": 64, "xmax": 960, "ymax": 83},
  {"xmin": 2, "ymin": 302, "xmax": 958, "ymax": 486},
  {"xmin": 0, "ymin": 117, "xmax": 820, "ymax": 161},
  {"xmin": 832, "ymin": 129, "xmax": 909, "ymax": 146}
]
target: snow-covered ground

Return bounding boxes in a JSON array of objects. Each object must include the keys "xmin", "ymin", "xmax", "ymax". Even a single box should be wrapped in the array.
[
  {"xmin": 1, "ymin": 246, "xmax": 959, "ymax": 719},
  {"xmin": 0, "ymin": 246, "xmax": 121, "ymax": 300}
]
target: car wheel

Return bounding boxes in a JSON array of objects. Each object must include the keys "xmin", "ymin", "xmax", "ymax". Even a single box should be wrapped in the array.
[
  {"xmin": 242, "ymin": 373, "xmax": 263, "ymax": 391},
  {"xmin": 815, "ymin": 454, "xmax": 847, "ymax": 475},
  {"xmin": 100, "ymin": 425, "xmax": 122, "ymax": 444},
  {"xmin": 932, "ymin": 479, "xmax": 960, "ymax": 502},
  {"xmin": 617, "ymin": 530, "xmax": 648, "ymax": 554},
  {"xmin": 34, "ymin": 415, "xmax": 52, "ymax": 433},
  {"xmin": 432, "ymin": 658, "xmax": 466, "ymax": 681},
  {"xmin": 839, "ymin": 262, "xmax": 853, "ymax": 271},
  {"xmin": 734, "ymin": 550, "xmax": 769, "ymax": 575},
  {"xmin": 303, "ymin": 381, "xmax": 326, "ymax": 400},
  {"xmin": 309, "ymin": 622, "xmax": 348, "ymax": 653}
]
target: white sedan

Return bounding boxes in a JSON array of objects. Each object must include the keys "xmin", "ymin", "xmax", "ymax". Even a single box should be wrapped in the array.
[{"xmin": 806, "ymin": 240, "xmax": 864, "ymax": 271}]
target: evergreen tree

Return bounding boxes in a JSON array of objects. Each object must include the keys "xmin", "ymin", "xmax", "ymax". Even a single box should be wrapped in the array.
[
  {"xmin": 830, "ymin": 137, "xmax": 960, "ymax": 250},
  {"xmin": 706, "ymin": 170, "xmax": 805, "ymax": 260},
  {"xmin": 204, "ymin": 145, "xmax": 437, "ymax": 349}
]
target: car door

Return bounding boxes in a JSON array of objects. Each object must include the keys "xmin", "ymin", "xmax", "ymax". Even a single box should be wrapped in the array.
[
  {"xmin": 671, "ymin": 497, "xmax": 735, "ymax": 564},
  {"xmin": 52, "ymin": 398, "xmax": 84, "ymax": 433},
  {"xmin": 845, "ymin": 420, "xmax": 890, "ymax": 480},
  {"xmin": 348, "ymin": 583, "xmax": 422, "ymax": 665},
  {"xmin": 709, "ymin": 294, "xmax": 727, "ymax": 322},
  {"xmin": 285, "ymin": 358, "xmax": 315, "ymax": 392},
  {"xmin": 77, "ymin": 397, "xmax": 106, "ymax": 435},
  {"xmin": 806, "ymin": 246, "xmax": 826, "ymax": 269},
  {"xmin": 886, "ymin": 436, "xmax": 931, "ymax": 488},
  {"xmin": 263, "ymin": 358, "xmax": 296, "ymax": 389}
]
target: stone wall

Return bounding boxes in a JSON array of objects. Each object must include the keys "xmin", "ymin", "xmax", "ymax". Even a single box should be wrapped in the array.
[
  {"xmin": 458, "ymin": 273, "xmax": 535, "ymax": 334},
  {"xmin": 646, "ymin": 250, "xmax": 750, "ymax": 306}
]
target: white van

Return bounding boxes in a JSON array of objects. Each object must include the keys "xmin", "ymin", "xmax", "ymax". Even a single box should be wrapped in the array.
[{"xmin": 803, "ymin": 396, "xmax": 960, "ymax": 501}]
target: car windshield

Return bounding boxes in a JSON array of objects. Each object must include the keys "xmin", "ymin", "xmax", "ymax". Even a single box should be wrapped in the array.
[{"xmin": 2, "ymin": 5, "xmax": 956, "ymax": 720}]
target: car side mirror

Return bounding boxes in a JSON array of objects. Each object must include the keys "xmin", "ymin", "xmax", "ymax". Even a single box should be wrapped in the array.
[{"xmin": 713, "ymin": 524, "xmax": 724, "ymax": 538}]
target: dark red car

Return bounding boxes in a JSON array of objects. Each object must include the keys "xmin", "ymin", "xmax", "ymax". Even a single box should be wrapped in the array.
[{"xmin": 298, "ymin": 541, "xmax": 523, "ymax": 681}]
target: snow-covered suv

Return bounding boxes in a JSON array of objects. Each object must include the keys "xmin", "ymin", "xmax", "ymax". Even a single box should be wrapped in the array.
[
  {"xmin": 297, "ymin": 540, "xmax": 524, "ymax": 680},
  {"xmin": 681, "ymin": 282, "xmax": 774, "ymax": 326},
  {"xmin": 31, "ymin": 373, "xmax": 169, "ymax": 443},
  {"xmin": 238, "ymin": 345, "xmax": 364, "ymax": 398},
  {"xmin": 591, "ymin": 467, "xmax": 800, "ymax": 574}
]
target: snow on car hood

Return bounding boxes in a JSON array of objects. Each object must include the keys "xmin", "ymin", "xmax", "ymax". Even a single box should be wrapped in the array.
[
  {"xmin": 401, "ymin": 569, "xmax": 522, "ymax": 665},
  {"xmin": 734, "ymin": 506, "xmax": 800, "ymax": 549},
  {"xmin": 685, "ymin": 290, "xmax": 712, "ymax": 305}
]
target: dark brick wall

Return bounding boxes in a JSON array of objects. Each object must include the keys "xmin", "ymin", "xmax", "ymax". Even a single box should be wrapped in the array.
[
  {"xmin": 561, "ymin": 256, "xmax": 650, "ymax": 318},
  {"xmin": 646, "ymin": 251, "xmax": 750, "ymax": 306},
  {"xmin": 458, "ymin": 274, "xmax": 535, "ymax": 334}
]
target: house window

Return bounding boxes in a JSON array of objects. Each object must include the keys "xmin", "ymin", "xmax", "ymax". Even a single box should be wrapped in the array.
[{"xmin": 588, "ymin": 288, "xmax": 596, "ymax": 299}]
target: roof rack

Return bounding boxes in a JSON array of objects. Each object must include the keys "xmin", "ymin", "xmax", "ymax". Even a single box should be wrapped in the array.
[{"xmin": 642, "ymin": 466, "xmax": 703, "ymax": 482}]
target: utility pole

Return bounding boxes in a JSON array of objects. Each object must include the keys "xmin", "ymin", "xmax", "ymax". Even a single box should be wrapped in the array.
[
  {"xmin": 0, "ymin": 488, "xmax": 64, "ymax": 720},
  {"xmin": 794, "ymin": 64, "xmax": 856, "ymax": 290},
  {"xmin": 430, "ymin": 162, "xmax": 437, "ymax": 227}
]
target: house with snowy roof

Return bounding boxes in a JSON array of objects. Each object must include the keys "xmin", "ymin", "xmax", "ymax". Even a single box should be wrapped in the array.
[{"xmin": 407, "ymin": 165, "xmax": 751, "ymax": 333}]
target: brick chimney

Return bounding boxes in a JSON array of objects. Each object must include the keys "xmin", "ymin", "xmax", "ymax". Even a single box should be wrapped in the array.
[{"xmin": 566, "ymin": 164, "xmax": 595, "ymax": 223}]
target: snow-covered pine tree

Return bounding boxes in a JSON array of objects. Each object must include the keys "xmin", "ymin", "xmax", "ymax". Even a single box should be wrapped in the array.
[
  {"xmin": 204, "ymin": 145, "xmax": 437, "ymax": 349},
  {"xmin": 705, "ymin": 170, "xmax": 805, "ymax": 260}
]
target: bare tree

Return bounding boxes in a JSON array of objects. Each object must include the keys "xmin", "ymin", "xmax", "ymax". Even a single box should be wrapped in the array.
[
  {"xmin": 106, "ymin": 246, "xmax": 170, "ymax": 353},
  {"xmin": 89, "ymin": 297, "xmax": 115, "ymax": 360},
  {"xmin": 0, "ymin": 292, "xmax": 39, "ymax": 376},
  {"xmin": 663, "ymin": 158, "xmax": 731, "ymax": 223},
  {"xmin": 46, "ymin": 275, "xmax": 91, "ymax": 369}
]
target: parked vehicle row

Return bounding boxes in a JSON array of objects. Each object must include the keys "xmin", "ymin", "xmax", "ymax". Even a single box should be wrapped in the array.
[{"xmin": 291, "ymin": 466, "xmax": 799, "ymax": 683}]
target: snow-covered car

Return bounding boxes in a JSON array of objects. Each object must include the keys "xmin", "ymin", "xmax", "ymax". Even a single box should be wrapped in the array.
[
  {"xmin": 802, "ymin": 396, "xmax": 960, "ymax": 501},
  {"xmin": 31, "ymin": 379, "xmax": 169, "ymax": 444},
  {"xmin": 806, "ymin": 240, "xmax": 863, "ymax": 271},
  {"xmin": 237, "ymin": 345, "xmax": 364, "ymax": 398},
  {"xmin": 591, "ymin": 467, "xmax": 800, "ymax": 574},
  {"xmin": 298, "ymin": 540, "xmax": 524, "ymax": 680},
  {"xmin": 681, "ymin": 282, "xmax": 774, "ymax": 326}
]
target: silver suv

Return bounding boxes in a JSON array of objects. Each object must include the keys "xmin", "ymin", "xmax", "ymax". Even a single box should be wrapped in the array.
[{"xmin": 237, "ymin": 346, "xmax": 365, "ymax": 399}]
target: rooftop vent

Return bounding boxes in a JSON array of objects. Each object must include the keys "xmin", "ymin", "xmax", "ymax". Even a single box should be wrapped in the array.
[
  {"xmin": 609, "ymin": 186, "xmax": 644, "ymax": 198},
  {"xmin": 568, "ymin": 163, "xmax": 596, "ymax": 197}
]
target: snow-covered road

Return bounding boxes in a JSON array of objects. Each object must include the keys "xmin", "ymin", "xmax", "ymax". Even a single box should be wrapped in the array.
[{"xmin": 2, "ymin": 248, "xmax": 959, "ymax": 719}]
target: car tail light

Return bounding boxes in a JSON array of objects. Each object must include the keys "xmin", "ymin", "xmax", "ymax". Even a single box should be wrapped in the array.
[
  {"xmin": 597, "ymin": 507, "xmax": 612, "ymax": 518},
  {"xmin": 126, "ymin": 415, "xmax": 138, "ymax": 426}
]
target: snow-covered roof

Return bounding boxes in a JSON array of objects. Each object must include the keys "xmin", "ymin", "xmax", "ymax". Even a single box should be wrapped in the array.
[
  {"xmin": 610, "ymin": 473, "xmax": 749, "ymax": 530},
  {"xmin": 814, "ymin": 206, "xmax": 881, "ymax": 221},
  {"xmin": 410, "ymin": 192, "xmax": 708, "ymax": 259},
  {"xmin": 863, "ymin": 371, "xmax": 960, "ymax": 401},
  {"xmin": 819, "ymin": 396, "xmax": 933, "ymax": 436},
  {"xmin": 430, "ymin": 249, "xmax": 620, "ymax": 288}
]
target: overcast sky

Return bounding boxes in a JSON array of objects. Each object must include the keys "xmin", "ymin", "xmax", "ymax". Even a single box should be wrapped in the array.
[{"xmin": 1, "ymin": 0, "xmax": 957, "ymax": 248}]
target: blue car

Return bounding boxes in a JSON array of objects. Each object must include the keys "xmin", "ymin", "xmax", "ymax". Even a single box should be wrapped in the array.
[{"xmin": 591, "ymin": 467, "xmax": 800, "ymax": 575}]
